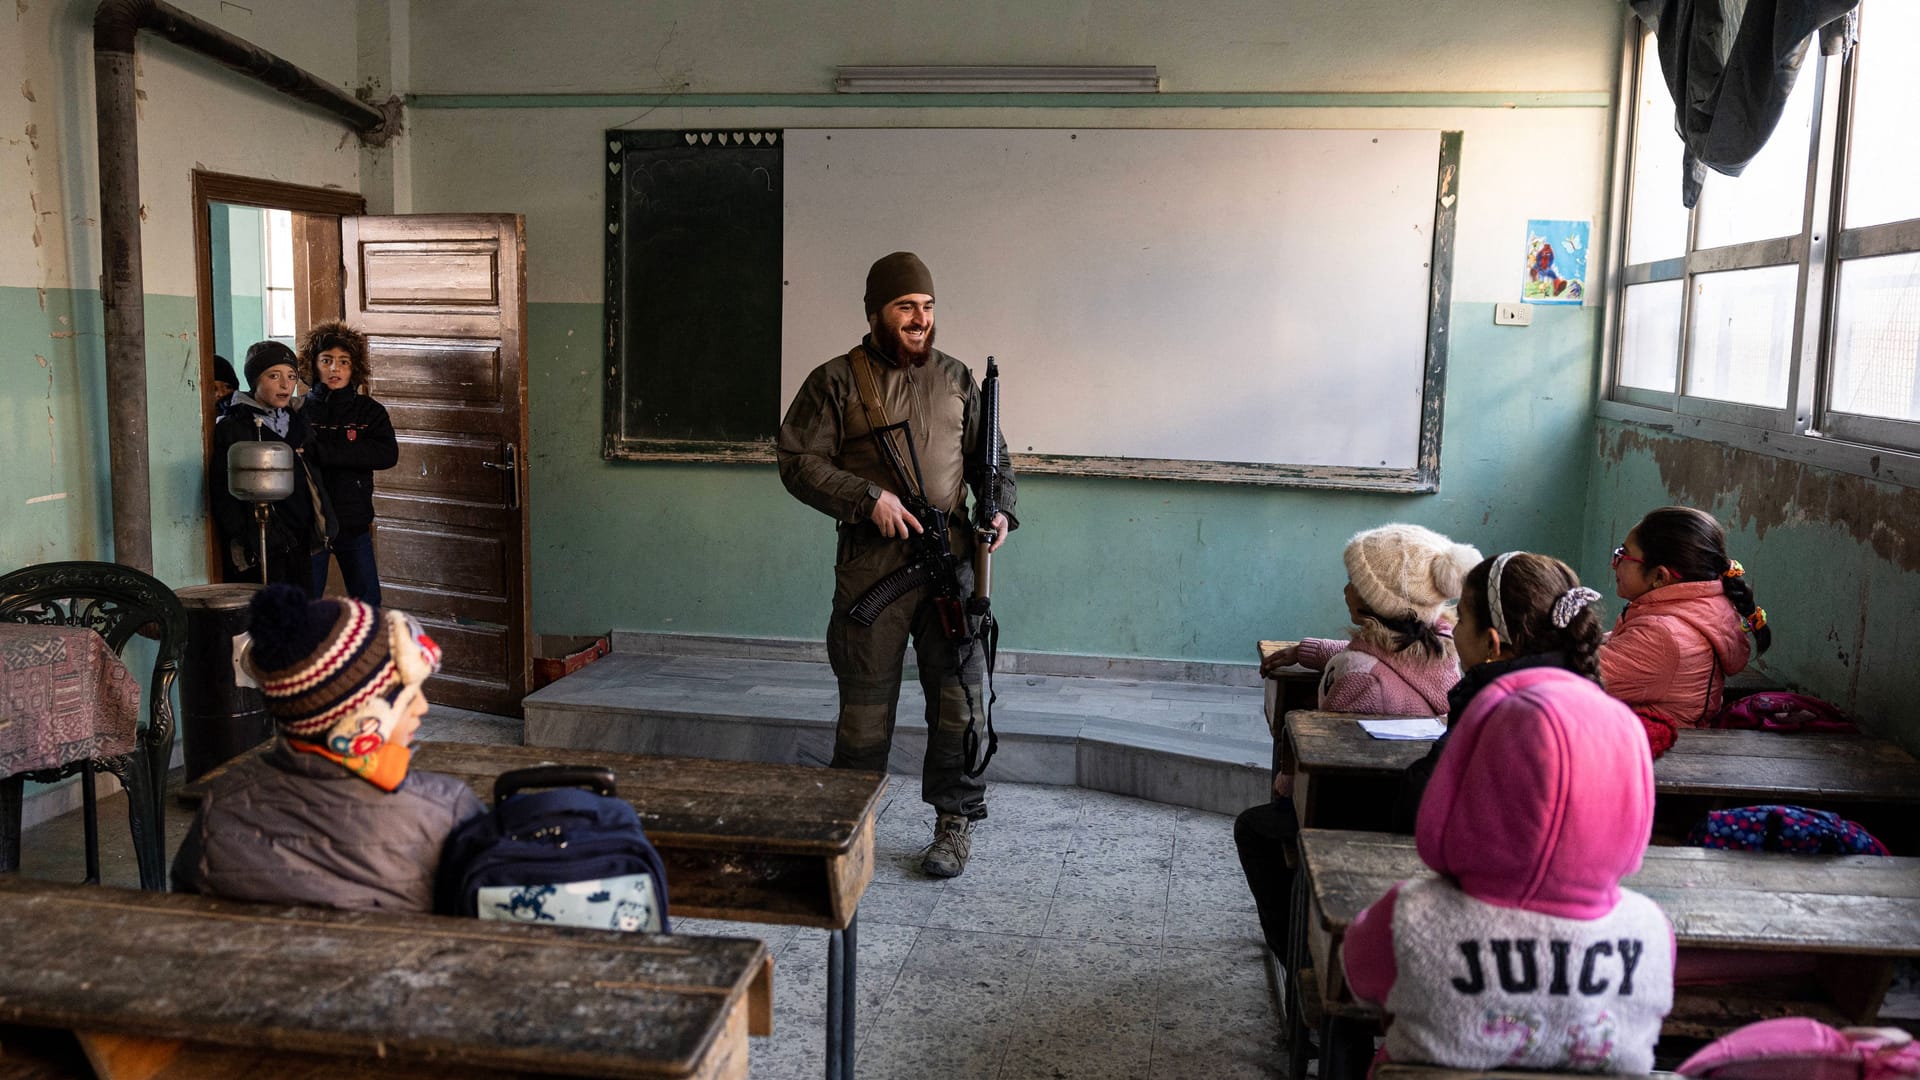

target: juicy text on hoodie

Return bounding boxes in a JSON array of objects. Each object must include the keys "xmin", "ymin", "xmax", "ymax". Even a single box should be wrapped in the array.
[{"xmin": 1343, "ymin": 667, "xmax": 1675, "ymax": 1074}]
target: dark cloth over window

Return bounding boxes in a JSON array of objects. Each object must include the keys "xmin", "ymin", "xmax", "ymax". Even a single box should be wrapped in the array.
[{"xmin": 1629, "ymin": 0, "xmax": 1859, "ymax": 207}]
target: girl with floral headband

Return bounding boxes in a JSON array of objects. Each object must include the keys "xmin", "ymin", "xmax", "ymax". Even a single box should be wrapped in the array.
[
  {"xmin": 1602, "ymin": 507, "xmax": 1770, "ymax": 757},
  {"xmin": 172, "ymin": 585, "xmax": 483, "ymax": 911}
]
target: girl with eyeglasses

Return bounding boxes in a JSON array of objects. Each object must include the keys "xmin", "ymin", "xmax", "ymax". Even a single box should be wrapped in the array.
[{"xmin": 1601, "ymin": 506, "xmax": 1771, "ymax": 756}]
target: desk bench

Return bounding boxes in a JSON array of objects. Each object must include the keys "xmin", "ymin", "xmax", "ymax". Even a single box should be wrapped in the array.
[
  {"xmin": 1374, "ymin": 1060, "xmax": 1674, "ymax": 1068},
  {"xmin": 0, "ymin": 878, "xmax": 770, "ymax": 1079},
  {"xmin": 1292, "ymin": 829, "xmax": 1920, "ymax": 1080},
  {"xmin": 190, "ymin": 741, "xmax": 886, "ymax": 1080},
  {"xmin": 1286, "ymin": 712, "xmax": 1920, "ymax": 845}
]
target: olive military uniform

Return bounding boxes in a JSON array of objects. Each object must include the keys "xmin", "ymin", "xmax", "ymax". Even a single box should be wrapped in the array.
[{"xmin": 777, "ymin": 339, "xmax": 1018, "ymax": 819}]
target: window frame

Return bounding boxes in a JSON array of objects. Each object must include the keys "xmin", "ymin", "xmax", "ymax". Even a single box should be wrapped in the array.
[{"xmin": 1602, "ymin": 6, "xmax": 1920, "ymax": 483}]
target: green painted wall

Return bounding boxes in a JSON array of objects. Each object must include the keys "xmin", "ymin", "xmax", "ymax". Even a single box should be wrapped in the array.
[
  {"xmin": 527, "ymin": 300, "xmax": 1599, "ymax": 662},
  {"xmin": 1583, "ymin": 420, "xmax": 1920, "ymax": 753},
  {"xmin": 0, "ymin": 287, "xmax": 211, "ymax": 592}
]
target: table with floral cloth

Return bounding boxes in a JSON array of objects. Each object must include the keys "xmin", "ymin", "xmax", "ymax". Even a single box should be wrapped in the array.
[{"xmin": 0, "ymin": 622, "xmax": 140, "ymax": 871}]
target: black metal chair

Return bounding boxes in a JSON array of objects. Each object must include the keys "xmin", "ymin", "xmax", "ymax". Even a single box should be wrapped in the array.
[{"xmin": 0, "ymin": 561, "xmax": 186, "ymax": 890}]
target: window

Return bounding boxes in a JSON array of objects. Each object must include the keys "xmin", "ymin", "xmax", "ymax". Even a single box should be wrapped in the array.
[
  {"xmin": 1608, "ymin": 2, "xmax": 1920, "ymax": 459},
  {"xmin": 263, "ymin": 208, "xmax": 296, "ymax": 342}
]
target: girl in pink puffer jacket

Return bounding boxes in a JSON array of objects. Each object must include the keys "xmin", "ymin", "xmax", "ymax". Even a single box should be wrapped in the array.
[{"xmin": 1601, "ymin": 507, "xmax": 1773, "ymax": 756}]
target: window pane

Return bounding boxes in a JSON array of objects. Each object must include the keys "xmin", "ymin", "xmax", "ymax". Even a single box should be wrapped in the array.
[
  {"xmin": 1626, "ymin": 34, "xmax": 1691, "ymax": 264},
  {"xmin": 265, "ymin": 209, "xmax": 295, "ymax": 289},
  {"xmin": 1618, "ymin": 280, "xmax": 1682, "ymax": 391},
  {"xmin": 1845, "ymin": 1, "xmax": 1920, "ymax": 229},
  {"xmin": 1830, "ymin": 252, "xmax": 1920, "ymax": 421},
  {"xmin": 1694, "ymin": 66, "xmax": 1817, "ymax": 249},
  {"xmin": 266, "ymin": 288, "xmax": 296, "ymax": 339},
  {"xmin": 1685, "ymin": 265, "xmax": 1800, "ymax": 406}
]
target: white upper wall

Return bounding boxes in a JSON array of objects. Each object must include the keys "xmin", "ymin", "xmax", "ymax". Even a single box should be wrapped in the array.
[
  {"xmin": 409, "ymin": 0, "xmax": 1623, "ymax": 95},
  {"xmin": 0, "ymin": 0, "xmax": 364, "ymax": 294}
]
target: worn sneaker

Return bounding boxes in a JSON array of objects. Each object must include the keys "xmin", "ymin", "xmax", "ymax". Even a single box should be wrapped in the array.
[{"xmin": 919, "ymin": 813, "xmax": 974, "ymax": 878}]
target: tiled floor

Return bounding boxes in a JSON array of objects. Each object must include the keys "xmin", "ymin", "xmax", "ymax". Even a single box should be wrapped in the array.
[{"xmin": 13, "ymin": 704, "xmax": 1290, "ymax": 1080}]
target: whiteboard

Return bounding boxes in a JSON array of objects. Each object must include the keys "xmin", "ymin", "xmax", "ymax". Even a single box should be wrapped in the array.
[{"xmin": 781, "ymin": 128, "xmax": 1448, "ymax": 482}]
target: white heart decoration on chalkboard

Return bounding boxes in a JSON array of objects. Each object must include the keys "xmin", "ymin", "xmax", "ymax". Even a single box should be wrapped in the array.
[
  {"xmin": 684, "ymin": 133, "xmax": 696, "ymax": 145},
  {"xmin": 732, "ymin": 133, "xmax": 744, "ymax": 144},
  {"xmin": 609, "ymin": 161, "xmax": 621, "ymax": 174},
  {"xmin": 700, "ymin": 132, "xmax": 713, "ymax": 145},
  {"xmin": 609, "ymin": 140, "xmax": 620, "ymax": 154},
  {"xmin": 749, "ymin": 133, "xmax": 762, "ymax": 145}
]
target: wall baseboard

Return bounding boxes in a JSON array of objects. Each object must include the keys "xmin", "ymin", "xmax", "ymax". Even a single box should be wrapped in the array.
[{"xmin": 20, "ymin": 746, "xmax": 186, "ymax": 831}]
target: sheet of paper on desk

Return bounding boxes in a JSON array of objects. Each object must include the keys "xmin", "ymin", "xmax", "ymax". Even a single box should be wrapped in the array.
[{"xmin": 1357, "ymin": 716, "xmax": 1446, "ymax": 740}]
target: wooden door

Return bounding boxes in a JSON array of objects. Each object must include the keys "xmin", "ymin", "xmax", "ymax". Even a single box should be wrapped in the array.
[{"xmin": 342, "ymin": 214, "xmax": 530, "ymax": 715}]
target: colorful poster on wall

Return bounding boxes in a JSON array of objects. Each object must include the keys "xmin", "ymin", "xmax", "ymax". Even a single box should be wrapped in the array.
[{"xmin": 1522, "ymin": 219, "xmax": 1589, "ymax": 305}]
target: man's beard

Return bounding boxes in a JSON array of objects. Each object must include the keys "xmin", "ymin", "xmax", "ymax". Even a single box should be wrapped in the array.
[{"xmin": 874, "ymin": 320, "xmax": 935, "ymax": 367}]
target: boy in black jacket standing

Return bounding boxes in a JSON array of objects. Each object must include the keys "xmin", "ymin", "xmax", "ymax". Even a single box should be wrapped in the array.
[
  {"xmin": 299, "ymin": 321, "xmax": 399, "ymax": 605},
  {"xmin": 211, "ymin": 341, "xmax": 333, "ymax": 586}
]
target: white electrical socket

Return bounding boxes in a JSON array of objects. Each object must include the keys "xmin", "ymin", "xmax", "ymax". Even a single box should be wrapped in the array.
[{"xmin": 1494, "ymin": 302, "xmax": 1533, "ymax": 327}]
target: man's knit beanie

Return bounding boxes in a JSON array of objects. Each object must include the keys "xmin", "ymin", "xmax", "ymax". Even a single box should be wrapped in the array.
[
  {"xmin": 864, "ymin": 251, "xmax": 935, "ymax": 316},
  {"xmin": 212, "ymin": 354, "xmax": 238, "ymax": 387},
  {"xmin": 243, "ymin": 340, "xmax": 298, "ymax": 389},
  {"xmin": 1343, "ymin": 524, "xmax": 1482, "ymax": 626}
]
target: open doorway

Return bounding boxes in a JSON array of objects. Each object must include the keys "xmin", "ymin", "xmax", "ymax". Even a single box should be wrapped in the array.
[{"xmin": 192, "ymin": 171, "xmax": 366, "ymax": 585}]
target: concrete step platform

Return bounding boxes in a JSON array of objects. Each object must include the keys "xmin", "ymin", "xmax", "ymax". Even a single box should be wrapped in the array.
[{"xmin": 523, "ymin": 636, "xmax": 1271, "ymax": 816}]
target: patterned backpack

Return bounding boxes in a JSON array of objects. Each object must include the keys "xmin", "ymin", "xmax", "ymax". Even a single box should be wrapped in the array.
[
  {"xmin": 1687, "ymin": 804, "xmax": 1888, "ymax": 856},
  {"xmin": 436, "ymin": 765, "xmax": 671, "ymax": 932},
  {"xmin": 1712, "ymin": 691, "xmax": 1856, "ymax": 733}
]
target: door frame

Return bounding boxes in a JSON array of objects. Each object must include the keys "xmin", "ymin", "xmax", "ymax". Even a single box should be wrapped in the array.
[{"xmin": 191, "ymin": 171, "xmax": 366, "ymax": 582}]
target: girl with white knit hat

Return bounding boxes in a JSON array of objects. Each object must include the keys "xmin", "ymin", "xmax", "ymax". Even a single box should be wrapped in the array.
[
  {"xmin": 1263, "ymin": 523, "xmax": 1483, "ymax": 716},
  {"xmin": 1237, "ymin": 523, "xmax": 1480, "ymax": 968}
]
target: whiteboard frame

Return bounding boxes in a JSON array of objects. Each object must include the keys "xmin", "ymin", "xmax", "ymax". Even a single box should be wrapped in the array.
[{"xmin": 602, "ymin": 130, "xmax": 1461, "ymax": 493}]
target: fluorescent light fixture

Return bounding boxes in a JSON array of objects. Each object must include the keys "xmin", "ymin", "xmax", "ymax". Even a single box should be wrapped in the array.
[{"xmin": 835, "ymin": 65, "xmax": 1160, "ymax": 94}]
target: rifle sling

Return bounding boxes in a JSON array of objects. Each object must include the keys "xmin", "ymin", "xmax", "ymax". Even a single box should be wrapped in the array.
[{"xmin": 849, "ymin": 347, "xmax": 925, "ymax": 502}]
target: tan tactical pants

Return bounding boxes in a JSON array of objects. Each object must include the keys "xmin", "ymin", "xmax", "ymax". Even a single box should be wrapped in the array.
[{"xmin": 825, "ymin": 525, "xmax": 987, "ymax": 820}]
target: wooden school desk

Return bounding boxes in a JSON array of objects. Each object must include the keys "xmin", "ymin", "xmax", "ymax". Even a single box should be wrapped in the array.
[
  {"xmin": 190, "ymin": 741, "xmax": 886, "ymax": 1080},
  {"xmin": 1256, "ymin": 640, "xmax": 1321, "ymax": 779},
  {"xmin": 1292, "ymin": 829, "xmax": 1920, "ymax": 1080},
  {"xmin": 0, "ymin": 877, "xmax": 770, "ymax": 1079},
  {"xmin": 1285, "ymin": 713, "xmax": 1920, "ymax": 842}
]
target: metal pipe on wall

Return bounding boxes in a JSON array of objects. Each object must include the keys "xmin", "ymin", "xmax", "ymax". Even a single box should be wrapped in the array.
[{"xmin": 92, "ymin": 0, "xmax": 391, "ymax": 573}]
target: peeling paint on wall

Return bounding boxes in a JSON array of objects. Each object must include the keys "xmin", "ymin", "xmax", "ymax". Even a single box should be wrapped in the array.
[{"xmin": 1600, "ymin": 426, "xmax": 1920, "ymax": 573}]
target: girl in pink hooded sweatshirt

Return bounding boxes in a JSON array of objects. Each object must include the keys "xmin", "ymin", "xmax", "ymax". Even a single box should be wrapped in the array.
[
  {"xmin": 1262, "ymin": 523, "xmax": 1483, "ymax": 716},
  {"xmin": 1603, "ymin": 506, "xmax": 1772, "ymax": 756},
  {"xmin": 1342, "ymin": 655, "xmax": 1676, "ymax": 1073}
]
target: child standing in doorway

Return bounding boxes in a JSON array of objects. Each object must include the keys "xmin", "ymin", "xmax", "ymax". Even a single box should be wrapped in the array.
[
  {"xmin": 1601, "ymin": 506, "xmax": 1770, "ymax": 756},
  {"xmin": 210, "ymin": 340, "xmax": 333, "ymax": 586},
  {"xmin": 299, "ymin": 321, "xmax": 398, "ymax": 605}
]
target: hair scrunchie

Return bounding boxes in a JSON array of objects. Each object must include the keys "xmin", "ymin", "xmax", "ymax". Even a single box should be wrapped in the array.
[
  {"xmin": 1551, "ymin": 586, "xmax": 1602, "ymax": 629},
  {"xmin": 1742, "ymin": 607, "xmax": 1768, "ymax": 633},
  {"xmin": 1724, "ymin": 559, "xmax": 1746, "ymax": 579}
]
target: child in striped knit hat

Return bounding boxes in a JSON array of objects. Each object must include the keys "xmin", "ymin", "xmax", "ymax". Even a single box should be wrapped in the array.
[{"xmin": 172, "ymin": 585, "xmax": 483, "ymax": 911}]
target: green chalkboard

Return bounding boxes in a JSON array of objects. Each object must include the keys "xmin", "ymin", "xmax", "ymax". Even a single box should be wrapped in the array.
[{"xmin": 604, "ymin": 130, "xmax": 783, "ymax": 456}]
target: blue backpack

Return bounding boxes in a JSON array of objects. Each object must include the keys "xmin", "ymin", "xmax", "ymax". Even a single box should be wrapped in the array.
[{"xmin": 436, "ymin": 765, "xmax": 671, "ymax": 933}]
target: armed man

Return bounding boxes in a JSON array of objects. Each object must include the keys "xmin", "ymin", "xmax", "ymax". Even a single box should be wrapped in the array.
[{"xmin": 777, "ymin": 251, "xmax": 1017, "ymax": 878}]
